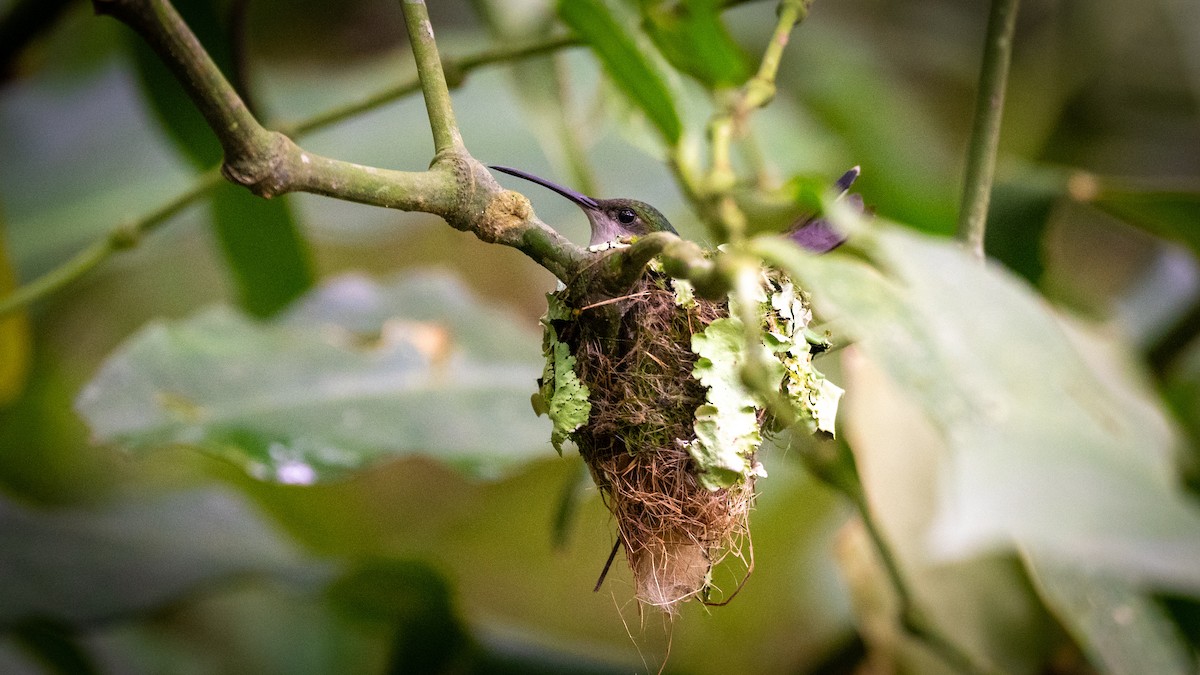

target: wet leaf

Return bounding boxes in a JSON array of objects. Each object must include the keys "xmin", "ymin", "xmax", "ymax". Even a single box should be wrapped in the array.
[{"xmin": 76, "ymin": 272, "xmax": 549, "ymax": 482}]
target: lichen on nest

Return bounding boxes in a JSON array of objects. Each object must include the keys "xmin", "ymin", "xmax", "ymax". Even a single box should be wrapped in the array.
[{"xmin": 533, "ymin": 263, "xmax": 840, "ymax": 613}]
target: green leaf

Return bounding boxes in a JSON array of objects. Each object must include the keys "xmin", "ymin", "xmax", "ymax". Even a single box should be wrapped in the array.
[
  {"xmin": 9, "ymin": 618, "xmax": 100, "ymax": 675},
  {"xmin": 76, "ymin": 272, "xmax": 550, "ymax": 482},
  {"xmin": 0, "ymin": 488, "xmax": 324, "ymax": 625},
  {"xmin": 784, "ymin": 27, "xmax": 960, "ymax": 233},
  {"xmin": 210, "ymin": 183, "xmax": 314, "ymax": 317},
  {"xmin": 1023, "ymin": 551, "xmax": 1198, "ymax": 675},
  {"xmin": 327, "ymin": 560, "xmax": 471, "ymax": 672},
  {"xmin": 759, "ymin": 225, "xmax": 1200, "ymax": 594},
  {"xmin": 558, "ymin": 0, "xmax": 683, "ymax": 143},
  {"xmin": 689, "ymin": 317, "xmax": 766, "ymax": 490},
  {"xmin": 638, "ymin": 0, "xmax": 750, "ymax": 88}
]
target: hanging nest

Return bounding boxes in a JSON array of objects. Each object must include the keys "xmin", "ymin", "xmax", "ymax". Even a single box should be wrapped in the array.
[{"xmin": 533, "ymin": 262, "xmax": 841, "ymax": 613}]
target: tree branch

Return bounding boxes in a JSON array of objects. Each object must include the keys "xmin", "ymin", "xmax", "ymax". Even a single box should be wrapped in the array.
[
  {"xmin": 80, "ymin": 0, "xmax": 586, "ymax": 281},
  {"xmin": 591, "ymin": 232, "xmax": 726, "ymax": 299},
  {"xmin": 955, "ymin": 0, "xmax": 1021, "ymax": 259},
  {"xmin": 1, "ymin": 27, "xmax": 584, "ymax": 318}
]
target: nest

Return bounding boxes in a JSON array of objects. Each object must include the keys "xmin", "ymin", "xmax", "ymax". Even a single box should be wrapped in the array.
[{"xmin": 554, "ymin": 272, "xmax": 755, "ymax": 612}]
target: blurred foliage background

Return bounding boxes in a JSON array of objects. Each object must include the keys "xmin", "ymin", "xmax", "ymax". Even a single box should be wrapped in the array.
[{"xmin": 1, "ymin": 0, "xmax": 1199, "ymax": 672}]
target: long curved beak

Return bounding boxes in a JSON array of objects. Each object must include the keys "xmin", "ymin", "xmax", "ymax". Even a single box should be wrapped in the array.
[{"xmin": 490, "ymin": 166, "xmax": 599, "ymax": 210}]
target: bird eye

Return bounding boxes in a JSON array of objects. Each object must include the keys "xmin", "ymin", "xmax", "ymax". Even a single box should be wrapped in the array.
[{"xmin": 617, "ymin": 208, "xmax": 636, "ymax": 225}]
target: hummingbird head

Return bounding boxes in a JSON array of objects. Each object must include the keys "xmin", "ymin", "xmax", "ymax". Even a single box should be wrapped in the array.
[{"xmin": 491, "ymin": 165, "xmax": 677, "ymax": 248}]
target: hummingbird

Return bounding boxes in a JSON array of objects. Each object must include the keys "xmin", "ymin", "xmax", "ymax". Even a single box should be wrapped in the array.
[{"xmin": 491, "ymin": 165, "xmax": 678, "ymax": 250}]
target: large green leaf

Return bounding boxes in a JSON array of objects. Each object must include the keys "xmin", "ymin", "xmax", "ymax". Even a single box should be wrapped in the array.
[
  {"xmin": 76, "ymin": 272, "xmax": 549, "ymax": 482},
  {"xmin": 0, "ymin": 487, "xmax": 324, "ymax": 626},
  {"xmin": 838, "ymin": 356, "xmax": 1058, "ymax": 674},
  {"xmin": 758, "ymin": 223, "xmax": 1200, "ymax": 594},
  {"xmin": 1023, "ymin": 550, "xmax": 1198, "ymax": 675},
  {"xmin": 782, "ymin": 26, "xmax": 961, "ymax": 233},
  {"xmin": 558, "ymin": 0, "xmax": 683, "ymax": 143},
  {"xmin": 638, "ymin": 0, "xmax": 750, "ymax": 88}
]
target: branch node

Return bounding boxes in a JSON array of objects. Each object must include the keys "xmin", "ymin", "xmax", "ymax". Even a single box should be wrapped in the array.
[
  {"xmin": 220, "ymin": 130, "xmax": 291, "ymax": 197},
  {"xmin": 109, "ymin": 222, "xmax": 141, "ymax": 250}
]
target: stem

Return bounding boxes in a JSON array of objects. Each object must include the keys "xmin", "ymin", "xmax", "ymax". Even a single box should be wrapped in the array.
[
  {"xmin": 743, "ymin": 0, "xmax": 810, "ymax": 109},
  {"xmin": 595, "ymin": 231, "xmax": 725, "ymax": 299},
  {"xmin": 93, "ymin": 0, "xmax": 449, "ymax": 209},
  {"xmin": 401, "ymin": 0, "xmax": 464, "ymax": 155},
  {"xmin": 696, "ymin": 0, "xmax": 814, "ymax": 242},
  {"xmin": 955, "ymin": 0, "xmax": 1021, "ymax": 259}
]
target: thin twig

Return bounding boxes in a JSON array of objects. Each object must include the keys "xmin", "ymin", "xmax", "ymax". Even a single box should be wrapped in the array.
[
  {"xmin": 401, "ymin": 0, "xmax": 463, "ymax": 154},
  {"xmin": 282, "ymin": 34, "xmax": 580, "ymax": 138},
  {"xmin": 679, "ymin": 0, "xmax": 815, "ymax": 243},
  {"xmin": 0, "ymin": 170, "xmax": 224, "ymax": 317},
  {"xmin": 955, "ymin": 0, "xmax": 1021, "ymax": 259}
]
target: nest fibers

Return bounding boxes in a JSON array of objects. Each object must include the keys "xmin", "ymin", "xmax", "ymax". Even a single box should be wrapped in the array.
[{"xmin": 533, "ymin": 266, "xmax": 841, "ymax": 613}]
